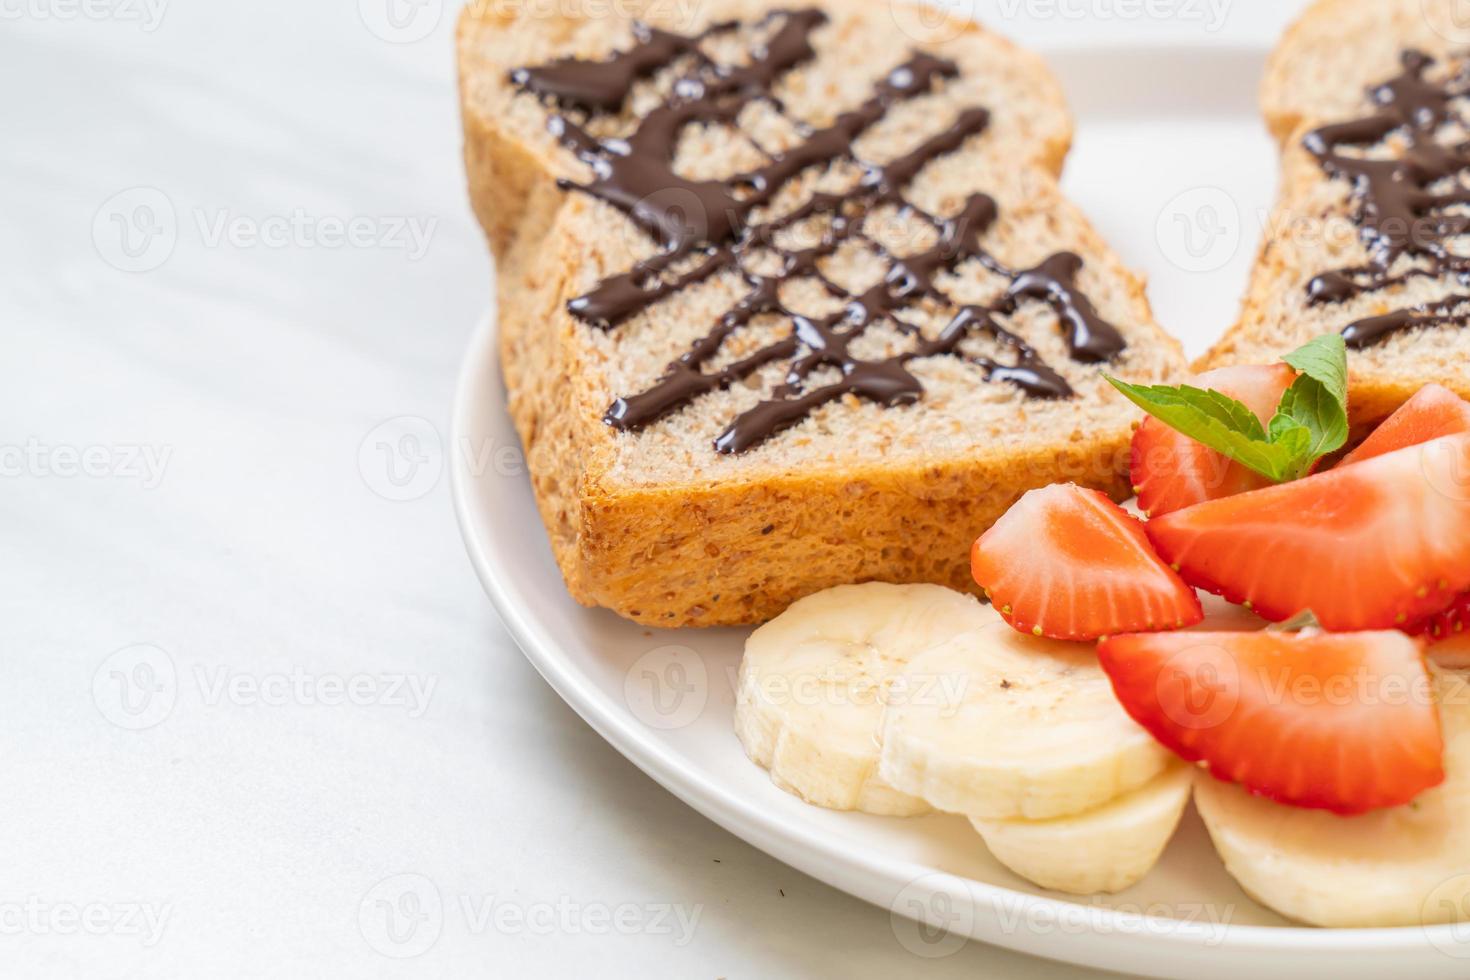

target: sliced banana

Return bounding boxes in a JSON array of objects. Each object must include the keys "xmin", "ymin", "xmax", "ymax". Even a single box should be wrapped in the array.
[
  {"xmin": 734, "ymin": 582, "xmax": 994, "ymax": 816},
  {"xmin": 971, "ymin": 764, "xmax": 1192, "ymax": 895},
  {"xmin": 879, "ymin": 619, "xmax": 1173, "ymax": 820},
  {"xmin": 1195, "ymin": 667, "xmax": 1470, "ymax": 927}
]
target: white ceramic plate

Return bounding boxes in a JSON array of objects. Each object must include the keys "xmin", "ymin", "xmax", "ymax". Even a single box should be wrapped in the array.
[{"xmin": 452, "ymin": 44, "xmax": 1470, "ymax": 979}]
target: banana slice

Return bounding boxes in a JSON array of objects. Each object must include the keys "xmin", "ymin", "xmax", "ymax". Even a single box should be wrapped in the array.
[
  {"xmin": 1195, "ymin": 667, "xmax": 1470, "ymax": 927},
  {"xmin": 734, "ymin": 582, "xmax": 994, "ymax": 816},
  {"xmin": 971, "ymin": 764, "xmax": 1192, "ymax": 895},
  {"xmin": 879, "ymin": 619, "xmax": 1173, "ymax": 819}
]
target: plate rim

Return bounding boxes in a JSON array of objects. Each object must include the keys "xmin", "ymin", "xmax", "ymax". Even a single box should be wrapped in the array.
[{"xmin": 451, "ymin": 307, "xmax": 1466, "ymax": 966}]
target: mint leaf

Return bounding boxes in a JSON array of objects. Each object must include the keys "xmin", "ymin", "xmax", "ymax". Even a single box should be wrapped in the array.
[
  {"xmin": 1108, "ymin": 332, "xmax": 1351, "ymax": 486},
  {"xmin": 1275, "ymin": 334, "xmax": 1350, "ymax": 470},
  {"xmin": 1282, "ymin": 333, "xmax": 1348, "ymax": 405},
  {"xmin": 1107, "ymin": 381, "xmax": 1264, "ymax": 438},
  {"xmin": 1274, "ymin": 374, "xmax": 1349, "ymax": 471},
  {"xmin": 1108, "ymin": 378, "xmax": 1301, "ymax": 482}
]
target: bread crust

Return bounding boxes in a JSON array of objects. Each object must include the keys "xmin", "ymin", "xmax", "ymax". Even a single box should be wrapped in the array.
[{"xmin": 460, "ymin": 0, "xmax": 1180, "ymax": 626}]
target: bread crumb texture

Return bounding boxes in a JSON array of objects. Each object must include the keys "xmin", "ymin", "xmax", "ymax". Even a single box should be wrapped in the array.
[
  {"xmin": 1204, "ymin": 0, "xmax": 1470, "ymax": 432},
  {"xmin": 459, "ymin": 0, "xmax": 1185, "ymax": 625}
]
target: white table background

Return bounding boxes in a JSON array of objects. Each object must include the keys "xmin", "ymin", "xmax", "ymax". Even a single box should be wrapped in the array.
[{"xmin": 3, "ymin": 1, "xmax": 1306, "ymax": 975}]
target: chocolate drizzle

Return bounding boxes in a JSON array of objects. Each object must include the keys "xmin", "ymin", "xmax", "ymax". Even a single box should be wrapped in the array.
[
  {"xmin": 510, "ymin": 9, "xmax": 1127, "ymax": 452},
  {"xmin": 1304, "ymin": 50, "xmax": 1470, "ymax": 347}
]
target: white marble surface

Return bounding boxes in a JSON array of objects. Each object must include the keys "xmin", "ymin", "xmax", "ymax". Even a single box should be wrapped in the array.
[{"xmin": 2, "ymin": 1, "xmax": 1306, "ymax": 976}]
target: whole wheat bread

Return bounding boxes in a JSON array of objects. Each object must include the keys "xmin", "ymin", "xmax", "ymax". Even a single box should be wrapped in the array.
[
  {"xmin": 1201, "ymin": 0, "xmax": 1470, "ymax": 429},
  {"xmin": 458, "ymin": 0, "xmax": 1185, "ymax": 626}
]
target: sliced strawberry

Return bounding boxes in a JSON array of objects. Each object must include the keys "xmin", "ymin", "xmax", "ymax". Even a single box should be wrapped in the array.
[
  {"xmin": 1407, "ymin": 590, "xmax": 1470, "ymax": 644},
  {"xmin": 1131, "ymin": 363, "xmax": 1296, "ymax": 518},
  {"xmin": 1341, "ymin": 383, "xmax": 1470, "ymax": 466},
  {"xmin": 1146, "ymin": 433, "xmax": 1470, "ymax": 631},
  {"xmin": 1097, "ymin": 630, "xmax": 1443, "ymax": 814},
  {"xmin": 1389, "ymin": 397, "xmax": 1470, "ymax": 640},
  {"xmin": 971, "ymin": 483, "xmax": 1203, "ymax": 641}
]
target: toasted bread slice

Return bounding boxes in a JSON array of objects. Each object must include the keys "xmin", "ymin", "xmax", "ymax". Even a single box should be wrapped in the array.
[
  {"xmin": 1201, "ymin": 0, "xmax": 1470, "ymax": 428},
  {"xmin": 458, "ymin": 0, "xmax": 1185, "ymax": 626}
]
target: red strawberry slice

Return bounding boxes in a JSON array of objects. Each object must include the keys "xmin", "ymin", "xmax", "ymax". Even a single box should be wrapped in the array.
[
  {"xmin": 971, "ymin": 483, "xmax": 1203, "ymax": 641},
  {"xmin": 1146, "ymin": 433, "xmax": 1470, "ymax": 631},
  {"xmin": 1407, "ymin": 590, "xmax": 1470, "ymax": 644},
  {"xmin": 1097, "ymin": 629, "xmax": 1443, "ymax": 814},
  {"xmin": 1341, "ymin": 383, "xmax": 1470, "ymax": 466},
  {"xmin": 1349, "ymin": 388, "xmax": 1470, "ymax": 643},
  {"xmin": 1131, "ymin": 363, "xmax": 1296, "ymax": 518}
]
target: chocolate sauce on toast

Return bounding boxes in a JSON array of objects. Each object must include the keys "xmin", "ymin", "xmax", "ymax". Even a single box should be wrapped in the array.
[
  {"xmin": 510, "ymin": 9, "xmax": 1126, "ymax": 452},
  {"xmin": 1304, "ymin": 51, "xmax": 1470, "ymax": 348}
]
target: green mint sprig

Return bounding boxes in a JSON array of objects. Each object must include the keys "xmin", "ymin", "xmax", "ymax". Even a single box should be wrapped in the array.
[{"xmin": 1107, "ymin": 334, "xmax": 1349, "ymax": 484}]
